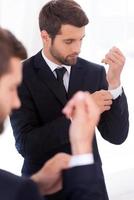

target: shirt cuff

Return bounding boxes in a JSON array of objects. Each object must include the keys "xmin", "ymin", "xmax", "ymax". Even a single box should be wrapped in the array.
[
  {"xmin": 108, "ymin": 85, "xmax": 123, "ymax": 100},
  {"xmin": 69, "ymin": 153, "xmax": 94, "ymax": 168}
]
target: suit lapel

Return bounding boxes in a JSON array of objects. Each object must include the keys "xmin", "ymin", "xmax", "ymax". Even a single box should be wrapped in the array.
[
  {"xmin": 34, "ymin": 52, "xmax": 67, "ymax": 105},
  {"xmin": 68, "ymin": 61, "xmax": 86, "ymax": 99}
]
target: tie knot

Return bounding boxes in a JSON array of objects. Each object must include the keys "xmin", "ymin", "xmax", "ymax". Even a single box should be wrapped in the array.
[{"xmin": 55, "ymin": 67, "xmax": 67, "ymax": 81}]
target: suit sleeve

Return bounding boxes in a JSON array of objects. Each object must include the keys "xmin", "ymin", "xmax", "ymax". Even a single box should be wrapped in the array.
[
  {"xmin": 10, "ymin": 81, "xmax": 70, "ymax": 161},
  {"xmin": 98, "ymin": 67, "xmax": 129, "ymax": 144},
  {"xmin": 17, "ymin": 179, "xmax": 44, "ymax": 200},
  {"xmin": 0, "ymin": 170, "xmax": 43, "ymax": 200},
  {"xmin": 63, "ymin": 164, "xmax": 107, "ymax": 200}
]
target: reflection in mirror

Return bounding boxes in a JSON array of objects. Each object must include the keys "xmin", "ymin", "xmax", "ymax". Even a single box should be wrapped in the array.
[{"xmin": 0, "ymin": 1, "xmax": 134, "ymax": 199}]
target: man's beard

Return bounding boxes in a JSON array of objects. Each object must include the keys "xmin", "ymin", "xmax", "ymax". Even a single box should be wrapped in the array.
[
  {"xmin": 0, "ymin": 122, "xmax": 4, "ymax": 134},
  {"xmin": 50, "ymin": 46, "xmax": 78, "ymax": 66}
]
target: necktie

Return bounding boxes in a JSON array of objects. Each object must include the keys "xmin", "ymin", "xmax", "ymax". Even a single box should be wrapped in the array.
[{"xmin": 55, "ymin": 67, "xmax": 67, "ymax": 98}]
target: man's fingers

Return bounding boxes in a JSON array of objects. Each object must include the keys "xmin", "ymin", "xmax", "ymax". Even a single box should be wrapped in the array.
[
  {"xmin": 105, "ymin": 53, "xmax": 124, "ymax": 67},
  {"xmin": 44, "ymin": 153, "xmax": 71, "ymax": 174},
  {"xmin": 82, "ymin": 92, "xmax": 100, "ymax": 124},
  {"xmin": 97, "ymin": 90, "xmax": 112, "ymax": 100},
  {"xmin": 62, "ymin": 98, "xmax": 75, "ymax": 118},
  {"xmin": 104, "ymin": 99, "xmax": 112, "ymax": 106},
  {"xmin": 63, "ymin": 91, "xmax": 88, "ymax": 119},
  {"xmin": 102, "ymin": 92, "xmax": 113, "ymax": 100},
  {"xmin": 72, "ymin": 92, "xmax": 89, "ymax": 117},
  {"xmin": 101, "ymin": 47, "xmax": 125, "ymax": 67},
  {"xmin": 111, "ymin": 46, "xmax": 124, "ymax": 57},
  {"xmin": 104, "ymin": 106, "xmax": 111, "ymax": 111},
  {"xmin": 100, "ymin": 105, "xmax": 111, "ymax": 113},
  {"xmin": 109, "ymin": 51, "xmax": 125, "ymax": 63},
  {"xmin": 52, "ymin": 153, "xmax": 71, "ymax": 171}
]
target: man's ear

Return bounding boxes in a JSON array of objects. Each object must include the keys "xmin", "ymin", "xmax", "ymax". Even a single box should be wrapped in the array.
[{"xmin": 41, "ymin": 30, "xmax": 50, "ymax": 43}]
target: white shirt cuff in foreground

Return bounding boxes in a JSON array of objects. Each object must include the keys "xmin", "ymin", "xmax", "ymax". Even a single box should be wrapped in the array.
[
  {"xmin": 69, "ymin": 153, "xmax": 94, "ymax": 167},
  {"xmin": 108, "ymin": 85, "xmax": 122, "ymax": 100}
]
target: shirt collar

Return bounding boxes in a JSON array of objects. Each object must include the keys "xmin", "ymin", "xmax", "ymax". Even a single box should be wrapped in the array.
[{"xmin": 41, "ymin": 50, "xmax": 71, "ymax": 74}]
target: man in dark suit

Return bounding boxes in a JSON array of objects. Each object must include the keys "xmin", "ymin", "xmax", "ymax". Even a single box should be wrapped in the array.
[
  {"xmin": 0, "ymin": 27, "xmax": 70, "ymax": 200},
  {"xmin": 10, "ymin": 0, "xmax": 129, "ymax": 199},
  {"xmin": 0, "ymin": 27, "xmax": 108, "ymax": 200}
]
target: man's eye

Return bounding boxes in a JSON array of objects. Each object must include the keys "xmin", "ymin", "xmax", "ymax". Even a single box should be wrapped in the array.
[{"xmin": 65, "ymin": 40, "xmax": 73, "ymax": 44}]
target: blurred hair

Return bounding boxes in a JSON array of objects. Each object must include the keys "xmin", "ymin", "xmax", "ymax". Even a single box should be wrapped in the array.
[{"xmin": 0, "ymin": 27, "xmax": 27, "ymax": 76}]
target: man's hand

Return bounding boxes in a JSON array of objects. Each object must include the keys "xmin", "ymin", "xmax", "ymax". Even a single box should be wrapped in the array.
[
  {"xmin": 31, "ymin": 153, "xmax": 71, "ymax": 195},
  {"xmin": 63, "ymin": 91, "xmax": 100, "ymax": 155},
  {"xmin": 91, "ymin": 90, "xmax": 113, "ymax": 113},
  {"xmin": 102, "ymin": 47, "xmax": 125, "ymax": 89}
]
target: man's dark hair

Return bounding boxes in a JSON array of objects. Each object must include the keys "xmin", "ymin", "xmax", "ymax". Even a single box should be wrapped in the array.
[
  {"xmin": 0, "ymin": 27, "xmax": 27, "ymax": 76},
  {"xmin": 39, "ymin": 0, "xmax": 89, "ymax": 39}
]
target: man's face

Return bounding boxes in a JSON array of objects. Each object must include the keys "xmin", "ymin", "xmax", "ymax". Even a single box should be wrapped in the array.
[
  {"xmin": 44, "ymin": 24, "xmax": 85, "ymax": 65},
  {"xmin": 0, "ymin": 57, "xmax": 22, "ymax": 133}
]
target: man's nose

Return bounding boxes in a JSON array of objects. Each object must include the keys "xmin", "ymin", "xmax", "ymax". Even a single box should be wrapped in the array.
[
  {"xmin": 72, "ymin": 42, "xmax": 81, "ymax": 54},
  {"xmin": 13, "ymin": 95, "xmax": 21, "ymax": 109}
]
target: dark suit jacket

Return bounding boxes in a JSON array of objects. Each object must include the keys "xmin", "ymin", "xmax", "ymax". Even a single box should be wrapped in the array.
[
  {"xmin": 10, "ymin": 51, "xmax": 129, "ymax": 199},
  {"xmin": 63, "ymin": 164, "xmax": 108, "ymax": 200},
  {"xmin": 0, "ymin": 169, "xmax": 43, "ymax": 200},
  {"xmin": 0, "ymin": 164, "xmax": 107, "ymax": 200}
]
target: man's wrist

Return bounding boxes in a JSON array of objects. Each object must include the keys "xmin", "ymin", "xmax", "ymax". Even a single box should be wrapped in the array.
[
  {"xmin": 71, "ymin": 141, "xmax": 92, "ymax": 155},
  {"xmin": 108, "ymin": 80, "xmax": 121, "ymax": 89}
]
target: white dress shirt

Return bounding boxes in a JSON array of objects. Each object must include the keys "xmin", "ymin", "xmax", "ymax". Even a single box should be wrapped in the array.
[
  {"xmin": 41, "ymin": 51, "xmax": 71, "ymax": 91},
  {"xmin": 108, "ymin": 85, "xmax": 122, "ymax": 99},
  {"xmin": 69, "ymin": 153, "xmax": 94, "ymax": 167}
]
